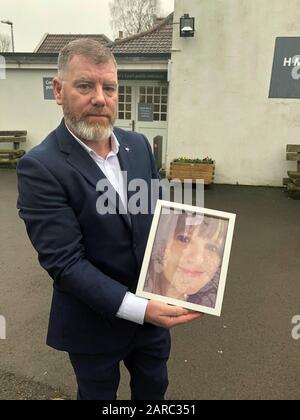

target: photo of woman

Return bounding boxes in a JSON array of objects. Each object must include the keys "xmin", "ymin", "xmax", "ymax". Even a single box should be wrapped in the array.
[{"xmin": 143, "ymin": 211, "xmax": 229, "ymax": 309}]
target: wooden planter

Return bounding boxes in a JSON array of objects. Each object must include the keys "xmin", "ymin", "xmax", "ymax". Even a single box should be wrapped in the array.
[{"xmin": 170, "ymin": 161, "xmax": 215, "ymax": 184}]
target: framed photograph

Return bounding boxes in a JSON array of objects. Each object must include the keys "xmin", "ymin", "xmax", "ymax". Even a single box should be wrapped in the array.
[{"xmin": 136, "ymin": 200, "xmax": 236, "ymax": 316}]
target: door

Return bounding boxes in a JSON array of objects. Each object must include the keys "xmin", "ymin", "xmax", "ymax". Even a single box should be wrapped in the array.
[{"xmin": 116, "ymin": 81, "xmax": 169, "ymax": 168}]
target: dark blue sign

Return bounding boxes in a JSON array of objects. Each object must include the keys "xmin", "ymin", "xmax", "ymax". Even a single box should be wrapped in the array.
[
  {"xmin": 269, "ymin": 37, "xmax": 300, "ymax": 99},
  {"xmin": 43, "ymin": 77, "xmax": 55, "ymax": 100}
]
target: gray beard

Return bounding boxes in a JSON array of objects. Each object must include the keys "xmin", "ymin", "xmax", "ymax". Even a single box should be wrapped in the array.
[
  {"xmin": 62, "ymin": 101, "xmax": 115, "ymax": 142},
  {"xmin": 65, "ymin": 117, "xmax": 113, "ymax": 142}
]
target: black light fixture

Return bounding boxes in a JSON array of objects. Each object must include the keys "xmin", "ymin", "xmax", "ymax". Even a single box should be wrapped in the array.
[{"xmin": 180, "ymin": 13, "xmax": 195, "ymax": 38}]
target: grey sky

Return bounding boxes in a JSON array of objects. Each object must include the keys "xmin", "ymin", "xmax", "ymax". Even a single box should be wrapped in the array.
[{"xmin": 0, "ymin": 0, "xmax": 174, "ymax": 52}]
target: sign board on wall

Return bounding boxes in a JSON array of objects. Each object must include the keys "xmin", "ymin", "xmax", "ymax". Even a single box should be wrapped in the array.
[
  {"xmin": 138, "ymin": 103, "xmax": 154, "ymax": 121},
  {"xmin": 118, "ymin": 71, "xmax": 167, "ymax": 81},
  {"xmin": 269, "ymin": 37, "xmax": 300, "ymax": 98},
  {"xmin": 43, "ymin": 77, "xmax": 55, "ymax": 100}
]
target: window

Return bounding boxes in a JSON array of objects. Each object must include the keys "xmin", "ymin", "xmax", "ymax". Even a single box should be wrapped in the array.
[
  {"xmin": 139, "ymin": 86, "xmax": 168, "ymax": 122},
  {"xmin": 118, "ymin": 86, "xmax": 132, "ymax": 120}
]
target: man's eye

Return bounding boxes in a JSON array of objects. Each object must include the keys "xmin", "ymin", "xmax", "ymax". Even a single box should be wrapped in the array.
[
  {"xmin": 176, "ymin": 234, "xmax": 190, "ymax": 244},
  {"xmin": 104, "ymin": 86, "xmax": 117, "ymax": 95},
  {"xmin": 78, "ymin": 84, "xmax": 91, "ymax": 91}
]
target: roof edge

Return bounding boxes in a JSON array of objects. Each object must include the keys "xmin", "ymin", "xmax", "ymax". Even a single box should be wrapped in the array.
[
  {"xmin": 1, "ymin": 52, "xmax": 170, "ymax": 65},
  {"xmin": 114, "ymin": 52, "xmax": 171, "ymax": 59},
  {"xmin": 34, "ymin": 33, "xmax": 112, "ymax": 52},
  {"xmin": 2, "ymin": 52, "xmax": 58, "ymax": 57},
  {"xmin": 34, "ymin": 33, "xmax": 49, "ymax": 53},
  {"xmin": 2, "ymin": 52, "xmax": 170, "ymax": 58}
]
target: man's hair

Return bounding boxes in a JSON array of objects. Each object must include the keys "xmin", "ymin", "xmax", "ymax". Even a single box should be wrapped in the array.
[{"xmin": 57, "ymin": 38, "xmax": 117, "ymax": 74}]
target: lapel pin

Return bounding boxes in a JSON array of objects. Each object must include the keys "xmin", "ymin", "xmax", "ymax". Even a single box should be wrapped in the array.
[{"xmin": 125, "ymin": 147, "xmax": 130, "ymax": 152}]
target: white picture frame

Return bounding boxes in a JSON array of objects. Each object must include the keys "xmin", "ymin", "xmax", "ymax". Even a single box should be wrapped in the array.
[{"xmin": 136, "ymin": 200, "xmax": 236, "ymax": 316}]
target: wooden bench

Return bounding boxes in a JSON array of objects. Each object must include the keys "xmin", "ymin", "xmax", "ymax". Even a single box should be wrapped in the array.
[
  {"xmin": 283, "ymin": 144, "xmax": 300, "ymax": 198},
  {"xmin": 0, "ymin": 131, "xmax": 26, "ymax": 166}
]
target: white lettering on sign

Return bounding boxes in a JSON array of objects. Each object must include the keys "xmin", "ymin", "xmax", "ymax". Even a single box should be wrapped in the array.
[{"xmin": 283, "ymin": 56, "xmax": 300, "ymax": 67}]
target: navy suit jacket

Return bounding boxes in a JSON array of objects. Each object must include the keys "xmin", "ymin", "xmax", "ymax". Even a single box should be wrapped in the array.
[{"xmin": 17, "ymin": 120, "xmax": 163, "ymax": 354}]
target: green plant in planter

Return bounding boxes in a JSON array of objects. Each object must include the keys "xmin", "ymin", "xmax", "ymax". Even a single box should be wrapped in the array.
[
  {"xmin": 170, "ymin": 156, "xmax": 215, "ymax": 184},
  {"xmin": 174, "ymin": 156, "xmax": 214, "ymax": 164}
]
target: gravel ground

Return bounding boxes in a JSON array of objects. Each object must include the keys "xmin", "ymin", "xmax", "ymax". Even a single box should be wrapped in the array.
[{"xmin": 0, "ymin": 370, "xmax": 71, "ymax": 400}]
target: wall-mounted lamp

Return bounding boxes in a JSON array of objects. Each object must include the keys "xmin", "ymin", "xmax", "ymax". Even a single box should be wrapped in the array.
[{"xmin": 180, "ymin": 13, "xmax": 195, "ymax": 38}]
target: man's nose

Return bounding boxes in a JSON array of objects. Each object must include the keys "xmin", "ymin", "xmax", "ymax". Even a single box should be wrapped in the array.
[{"xmin": 91, "ymin": 85, "xmax": 106, "ymax": 107}]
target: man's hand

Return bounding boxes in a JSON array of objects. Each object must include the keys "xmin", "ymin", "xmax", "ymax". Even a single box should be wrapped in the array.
[{"xmin": 144, "ymin": 300, "xmax": 202, "ymax": 329}]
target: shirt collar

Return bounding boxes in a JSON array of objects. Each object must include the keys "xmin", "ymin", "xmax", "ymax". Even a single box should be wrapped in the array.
[{"xmin": 65, "ymin": 122, "xmax": 120, "ymax": 158}]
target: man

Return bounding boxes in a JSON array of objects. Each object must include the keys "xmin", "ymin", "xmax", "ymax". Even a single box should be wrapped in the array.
[{"xmin": 17, "ymin": 39, "xmax": 201, "ymax": 400}]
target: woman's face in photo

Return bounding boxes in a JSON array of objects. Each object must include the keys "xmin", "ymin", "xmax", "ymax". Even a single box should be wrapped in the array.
[{"xmin": 163, "ymin": 218, "xmax": 224, "ymax": 298}]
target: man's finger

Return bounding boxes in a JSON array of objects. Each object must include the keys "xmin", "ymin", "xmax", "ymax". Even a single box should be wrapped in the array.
[
  {"xmin": 167, "ymin": 312, "xmax": 202, "ymax": 327},
  {"xmin": 162, "ymin": 305, "xmax": 190, "ymax": 317}
]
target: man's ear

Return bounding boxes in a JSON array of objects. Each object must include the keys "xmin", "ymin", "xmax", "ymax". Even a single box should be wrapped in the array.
[{"xmin": 52, "ymin": 77, "xmax": 63, "ymax": 105}]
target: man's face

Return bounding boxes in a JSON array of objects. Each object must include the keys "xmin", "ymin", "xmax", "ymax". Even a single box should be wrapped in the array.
[{"xmin": 53, "ymin": 55, "xmax": 118, "ymax": 142}]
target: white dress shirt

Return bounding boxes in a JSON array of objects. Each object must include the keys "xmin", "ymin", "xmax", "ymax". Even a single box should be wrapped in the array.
[{"xmin": 66, "ymin": 125, "xmax": 148, "ymax": 325}]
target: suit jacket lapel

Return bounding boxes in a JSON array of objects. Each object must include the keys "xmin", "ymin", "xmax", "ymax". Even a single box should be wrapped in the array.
[
  {"xmin": 56, "ymin": 120, "xmax": 105, "ymax": 188},
  {"xmin": 116, "ymin": 130, "xmax": 135, "ymax": 199},
  {"xmin": 114, "ymin": 129, "xmax": 136, "ymax": 228}
]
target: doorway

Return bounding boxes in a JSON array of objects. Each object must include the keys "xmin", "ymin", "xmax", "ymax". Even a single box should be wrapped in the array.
[{"xmin": 116, "ymin": 81, "xmax": 168, "ymax": 166}]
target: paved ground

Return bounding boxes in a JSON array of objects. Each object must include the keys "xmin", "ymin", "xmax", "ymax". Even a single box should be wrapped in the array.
[
  {"xmin": 0, "ymin": 370, "xmax": 70, "ymax": 400},
  {"xmin": 0, "ymin": 168, "xmax": 300, "ymax": 400}
]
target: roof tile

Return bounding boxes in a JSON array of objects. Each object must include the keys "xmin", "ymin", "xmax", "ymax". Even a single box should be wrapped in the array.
[{"xmin": 110, "ymin": 13, "xmax": 173, "ymax": 54}]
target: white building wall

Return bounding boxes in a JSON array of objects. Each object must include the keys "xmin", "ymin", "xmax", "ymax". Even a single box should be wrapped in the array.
[
  {"xmin": 167, "ymin": 0, "xmax": 300, "ymax": 186},
  {"xmin": 0, "ymin": 69, "xmax": 61, "ymax": 151},
  {"xmin": 0, "ymin": 60, "xmax": 168, "ymax": 152}
]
